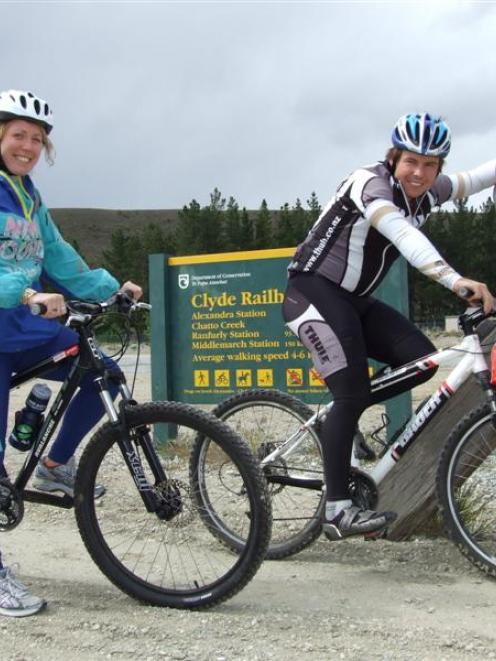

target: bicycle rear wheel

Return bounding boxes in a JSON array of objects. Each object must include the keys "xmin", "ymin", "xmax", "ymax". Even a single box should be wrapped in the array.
[
  {"xmin": 437, "ymin": 402, "xmax": 496, "ymax": 577},
  {"xmin": 193, "ymin": 389, "xmax": 324, "ymax": 559},
  {"xmin": 75, "ymin": 401, "xmax": 271, "ymax": 609}
]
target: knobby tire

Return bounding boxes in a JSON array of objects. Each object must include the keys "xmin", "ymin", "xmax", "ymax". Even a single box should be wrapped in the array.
[
  {"xmin": 195, "ymin": 389, "xmax": 324, "ymax": 559},
  {"xmin": 437, "ymin": 402, "xmax": 496, "ymax": 578},
  {"xmin": 75, "ymin": 401, "xmax": 272, "ymax": 609}
]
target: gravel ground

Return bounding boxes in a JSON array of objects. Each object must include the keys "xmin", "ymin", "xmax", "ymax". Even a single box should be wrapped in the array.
[{"xmin": 2, "ymin": 333, "xmax": 496, "ymax": 660}]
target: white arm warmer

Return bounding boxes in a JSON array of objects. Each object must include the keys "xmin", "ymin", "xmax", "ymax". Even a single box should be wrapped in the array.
[
  {"xmin": 367, "ymin": 201, "xmax": 461, "ymax": 290},
  {"xmin": 448, "ymin": 159, "xmax": 496, "ymax": 199}
]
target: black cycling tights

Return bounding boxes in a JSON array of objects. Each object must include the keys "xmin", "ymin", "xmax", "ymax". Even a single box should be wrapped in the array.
[{"xmin": 284, "ymin": 274, "xmax": 437, "ymax": 501}]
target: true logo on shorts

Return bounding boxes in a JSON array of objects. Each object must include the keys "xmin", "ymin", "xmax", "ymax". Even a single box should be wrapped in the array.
[{"xmin": 304, "ymin": 324, "xmax": 330, "ymax": 363}]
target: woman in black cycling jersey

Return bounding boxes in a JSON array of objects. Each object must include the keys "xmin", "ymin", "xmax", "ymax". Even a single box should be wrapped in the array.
[{"xmin": 283, "ymin": 112, "xmax": 496, "ymax": 540}]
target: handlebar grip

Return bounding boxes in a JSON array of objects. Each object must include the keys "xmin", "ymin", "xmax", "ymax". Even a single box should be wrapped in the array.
[{"xmin": 29, "ymin": 302, "xmax": 47, "ymax": 316}]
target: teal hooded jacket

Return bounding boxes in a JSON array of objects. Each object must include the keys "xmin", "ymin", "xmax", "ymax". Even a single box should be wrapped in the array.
[{"xmin": 0, "ymin": 171, "xmax": 119, "ymax": 352}]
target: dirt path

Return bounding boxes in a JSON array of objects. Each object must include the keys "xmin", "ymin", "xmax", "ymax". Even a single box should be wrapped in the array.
[
  {"xmin": 3, "ymin": 334, "xmax": 496, "ymax": 660},
  {"xmin": 3, "ymin": 522, "xmax": 496, "ymax": 660}
]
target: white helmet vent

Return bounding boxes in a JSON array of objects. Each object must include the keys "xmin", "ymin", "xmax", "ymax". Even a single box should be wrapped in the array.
[{"xmin": 0, "ymin": 89, "xmax": 54, "ymax": 133}]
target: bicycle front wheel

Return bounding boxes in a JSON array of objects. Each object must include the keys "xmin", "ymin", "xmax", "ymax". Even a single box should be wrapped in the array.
[
  {"xmin": 75, "ymin": 401, "xmax": 271, "ymax": 609},
  {"xmin": 193, "ymin": 389, "xmax": 324, "ymax": 559},
  {"xmin": 437, "ymin": 402, "xmax": 496, "ymax": 577}
]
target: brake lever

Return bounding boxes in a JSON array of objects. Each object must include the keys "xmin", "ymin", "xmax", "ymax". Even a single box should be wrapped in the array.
[
  {"xmin": 115, "ymin": 291, "xmax": 151, "ymax": 313},
  {"xmin": 115, "ymin": 291, "xmax": 134, "ymax": 314}
]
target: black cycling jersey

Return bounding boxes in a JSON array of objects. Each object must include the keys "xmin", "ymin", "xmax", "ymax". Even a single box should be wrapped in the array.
[{"xmin": 289, "ymin": 161, "xmax": 454, "ymax": 295}]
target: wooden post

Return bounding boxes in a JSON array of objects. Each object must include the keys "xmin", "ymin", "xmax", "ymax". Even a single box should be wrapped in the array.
[
  {"xmin": 376, "ymin": 320, "xmax": 496, "ymax": 540},
  {"xmin": 149, "ymin": 253, "xmax": 177, "ymax": 442}
]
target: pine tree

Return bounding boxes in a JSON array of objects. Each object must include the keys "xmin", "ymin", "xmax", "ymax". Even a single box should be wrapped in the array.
[
  {"xmin": 475, "ymin": 195, "xmax": 496, "ymax": 285},
  {"xmin": 200, "ymin": 188, "xmax": 226, "ymax": 253},
  {"xmin": 102, "ymin": 229, "xmax": 143, "ymax": 288},
  {"xmin": 254, "ymin": 199, "xmax": 272, "ymax": 249},
  {"xmin": 290, "ymin": 198, "xmax": 308, "ymax": 245},
  {"xmin": 176, "ymin": 199, "xmax": 202, "ymax": 255},
  {"xmin": 225, "ymin": 196, "xmax": 241, "ymax": 250},
  {"xmin": 239, "ymin": 207, "xmax": 254, "ymax": 250},
  {"xmin": 275, "ymin": 202, "xmax": 292, "ymax": 247},
  {"xmin": 306, "ymin": 191, "xmax": 321, "ymax": 224}
]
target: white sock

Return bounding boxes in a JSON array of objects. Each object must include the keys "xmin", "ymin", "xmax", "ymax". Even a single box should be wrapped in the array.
[{"xmin": 325, "ymin": 499, "xmax": 352, "ymax": 522}]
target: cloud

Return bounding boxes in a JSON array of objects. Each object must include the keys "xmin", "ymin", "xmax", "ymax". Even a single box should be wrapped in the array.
[{"xmin": 2, "ymin": 2, "xmax": 495, "ymax": 210}]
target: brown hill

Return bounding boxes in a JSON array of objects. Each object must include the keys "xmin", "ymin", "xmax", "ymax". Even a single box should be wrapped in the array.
[{"xmin": 50, "ymin": 208, "xmax": 179, "ymax": 263}]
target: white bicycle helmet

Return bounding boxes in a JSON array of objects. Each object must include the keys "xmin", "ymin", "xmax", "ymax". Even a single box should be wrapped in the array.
[
  {"xmin": 392, "ymin": 113, "xmax": 451, "ymax": 158},
  {"xmin": 0, "ymin": 89, "xmax": 54, "ymax": 134}
]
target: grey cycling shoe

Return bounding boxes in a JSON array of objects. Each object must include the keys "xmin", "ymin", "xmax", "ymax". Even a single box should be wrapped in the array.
[
  {"xmin": 34, "ymin": 456, "xmax": 105, "ymax": 499},
  {"xmin": 0, "ymin": 566, "xmax": 46, "ymax": 618},
  {"xmin": 322, "ymin": 505, "xmax": 397, "ymax": 541}
]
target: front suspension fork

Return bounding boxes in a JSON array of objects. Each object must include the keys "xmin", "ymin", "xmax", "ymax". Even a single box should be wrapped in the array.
[
  {"xmin": 475, "ymin": 370, "xmax": 496, "ymax": 429},
  {"xmin": 99, "ymin": 378, "xmax": 168, "ymax": 513}
]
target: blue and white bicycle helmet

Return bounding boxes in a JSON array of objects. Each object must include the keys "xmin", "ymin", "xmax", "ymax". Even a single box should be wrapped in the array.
[
  {"xmin": 0, "ymin": 89, "xmax": 54, "ymax": 134},
  {"xmin": 392, "ymin": 113, "xmax": 451, "ymax": 158}
]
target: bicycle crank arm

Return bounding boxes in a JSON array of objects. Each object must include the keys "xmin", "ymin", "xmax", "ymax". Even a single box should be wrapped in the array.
[
  {"xmin": 23, "ymin": 489, "xmax": 74, "ymax": 509},
  {"xmin": 266, "ymin": 475, "xmax": 323, "ymax": 490}
]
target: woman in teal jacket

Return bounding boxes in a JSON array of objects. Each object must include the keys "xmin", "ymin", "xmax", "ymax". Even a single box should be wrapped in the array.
[{"xmin": 0, "ymin": 90, "xmax": 142, "ymax": 617}]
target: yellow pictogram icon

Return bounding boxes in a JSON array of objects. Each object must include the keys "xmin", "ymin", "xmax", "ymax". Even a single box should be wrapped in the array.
[
  {"xmin": 215, "ymin": 370, "xmax": 230, "ymax": 387},
  {"xmin": 309, "ymin": 368, "xmax": 325, "ymax": 387},
  {"xmin": 236, "ymin": 370, "xmax": 252, "ymax": 387},
  {"xmin": 286, "ymin": 368, "xmax": 303, "ymax": 386},
  {"xmin": 257, "ymin": 369, "xmax": 273, "ymax": 386},
  {"xmin": 194, "ymin": 370, "xmax": 209, "ymax": 387}
]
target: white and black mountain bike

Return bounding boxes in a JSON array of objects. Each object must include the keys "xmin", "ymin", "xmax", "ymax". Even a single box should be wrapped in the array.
[{"xmin": 193, "ymin": 301, "xmax": 496, "ymax": 579}]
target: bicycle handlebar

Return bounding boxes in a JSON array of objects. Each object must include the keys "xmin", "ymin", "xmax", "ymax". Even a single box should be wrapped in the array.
[{"xmin": 29, "ymin": 291, "xmax": 151, "ymax": 318}]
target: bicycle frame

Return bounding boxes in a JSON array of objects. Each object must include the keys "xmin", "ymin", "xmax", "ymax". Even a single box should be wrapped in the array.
[
  {"xmin": 11, "ymin": 342, "xmax": 83, "ymax": 503},
  {"xmin": 7, "ymin": 303, "xmax": 167, "ymax": 513},
  {"xmin": 259, "ymin": 308, "xmax": 496, "ymax": 492},
  {"xmin": 369, "ymin": 331, "xmax": 492, "ymax": 485}
]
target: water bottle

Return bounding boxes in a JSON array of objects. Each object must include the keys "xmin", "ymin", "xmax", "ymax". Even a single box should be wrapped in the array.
[{"xmin": 9, "ymin": 383, "xmax": 52, "ymax": 452}]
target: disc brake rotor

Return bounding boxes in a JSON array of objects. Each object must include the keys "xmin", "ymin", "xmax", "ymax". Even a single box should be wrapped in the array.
[{"xmin": 154, "ymin": 479, "xmax": 195, "ymax": 527}]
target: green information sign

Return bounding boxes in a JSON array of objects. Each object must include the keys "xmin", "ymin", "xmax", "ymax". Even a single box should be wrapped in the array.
[
  {"xmin": 149, "ymin": 248, "xmax": 411, "ymax": 432},
  {"xmin": 169, "ymin": 248, "xmax": 322, "ymax": 403}
]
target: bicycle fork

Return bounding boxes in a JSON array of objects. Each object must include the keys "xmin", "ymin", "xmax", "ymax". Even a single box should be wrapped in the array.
[{"xmin": 99, "ymin": 379, "xmax": 176, "ymax": 518}]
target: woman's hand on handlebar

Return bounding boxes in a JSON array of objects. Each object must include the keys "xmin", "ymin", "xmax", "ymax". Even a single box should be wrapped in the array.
[
  {"xmin": 119, "ymin": 280, "xmax": 143, "ymax": 301},
  {"xmin": 27, "ymin": 292, "xmax": 66, "ymax": 318},
  {"xmin": 453, "ymin": 278, "xmax": 494, "ymax": 314}
]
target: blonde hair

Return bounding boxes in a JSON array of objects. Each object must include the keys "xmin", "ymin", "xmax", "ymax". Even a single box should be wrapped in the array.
[{"xmin": 0, "ymin": 120, "xmax": 55, "ymax": 167}]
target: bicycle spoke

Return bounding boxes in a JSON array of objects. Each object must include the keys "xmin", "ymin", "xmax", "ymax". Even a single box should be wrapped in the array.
[
  {"xmin": 75, "ymin": 402, "xmax": 271, "ymax": 608},
  {"xmin": 440, "ymin": 406, "xmax": 496, "ymax": 574},
  {"xmin": 208, "ymin": 390, "xmax": 325, "ymax": 559}
]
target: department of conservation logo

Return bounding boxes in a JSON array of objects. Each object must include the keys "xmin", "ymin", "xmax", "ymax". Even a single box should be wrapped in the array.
[{"xmin": 178, "ymin": 274, "xmax": 190, "ymax": 290}]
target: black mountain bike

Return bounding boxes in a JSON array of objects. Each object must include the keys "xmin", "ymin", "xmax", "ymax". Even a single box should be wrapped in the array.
[{"xmin": 0, "ymin": 294, "xmax": 271, "ymax": 608}]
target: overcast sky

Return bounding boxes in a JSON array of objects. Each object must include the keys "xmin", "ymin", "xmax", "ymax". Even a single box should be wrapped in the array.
[{"xmin": 3, "ymin": 1, "xmax": 496, "ymax": 211}]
